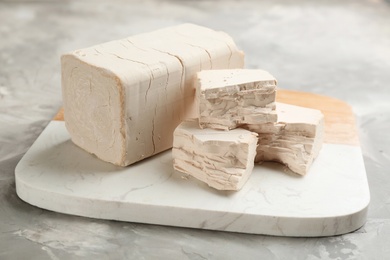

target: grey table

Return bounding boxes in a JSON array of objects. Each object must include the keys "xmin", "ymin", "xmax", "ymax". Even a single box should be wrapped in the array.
[{"xmin": 1, "ymin": 0, "xmax": 390, "ymax": 259}]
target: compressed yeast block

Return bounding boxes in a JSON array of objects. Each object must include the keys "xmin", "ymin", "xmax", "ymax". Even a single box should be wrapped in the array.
[
  {"xmin": 244, "ymin": 102, "xmax": 325, "ymax": 175},
  {"xmin": 61, "ymin": 24, "xmax": 244, "ymax": 166},
  {"xmin": 172, "ymin": 120, "xmax": 258, "ymax": 191},
  {"xmin": 196, "ymin": 69, "xmax": 277, "ymax": 130}
]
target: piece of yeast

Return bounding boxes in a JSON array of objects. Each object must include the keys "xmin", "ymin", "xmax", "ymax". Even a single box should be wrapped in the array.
[
  {"xmin": 172, "ymin": 120, "xmax": 258, "ymax": 191},
  {"xmin": 244, "ymin": 102, "xmax": 324, "ymax": 175},
  {"xmin": 196, "ymin": 69, "xmax": 277, "ymax": 131},
  {"xmin": 61, "ymin": 23, "xmax": 245, "ymax": 166}
]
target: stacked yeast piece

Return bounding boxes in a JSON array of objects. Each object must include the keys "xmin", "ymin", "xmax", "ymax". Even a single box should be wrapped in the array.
[
  {"xmin": 172, "ymin": 69, "xmax": 324, "ymax": 190},
  {"xmin": 197, "ymin": 69, "xmax": 277, "ymax": 130}
]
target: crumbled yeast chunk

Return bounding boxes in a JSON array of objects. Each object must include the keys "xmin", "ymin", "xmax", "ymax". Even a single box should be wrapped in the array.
[
  {"xmin": 173, "ymin": 69, "xmax": 324, "ymax": 191},
  {"xmin": 244, "ymin": 102, "xmax": 325, "ymax": 175}
]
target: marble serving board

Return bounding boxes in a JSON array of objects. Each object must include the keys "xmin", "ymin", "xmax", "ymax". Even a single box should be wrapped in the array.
[{"xmin": 15, "ymin": 90, "xmax": 370, "ymax": 237}]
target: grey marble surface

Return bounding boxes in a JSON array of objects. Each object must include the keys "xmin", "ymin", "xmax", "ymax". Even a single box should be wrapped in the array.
[{"xmin": 1, "ymin": 0, "xmax": 390, "ymax": 259}]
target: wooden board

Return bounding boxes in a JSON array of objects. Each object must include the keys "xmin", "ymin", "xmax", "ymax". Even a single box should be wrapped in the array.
[{"xmin": 15, "ymin": 90, "xmax": 369, "ymax": 237}]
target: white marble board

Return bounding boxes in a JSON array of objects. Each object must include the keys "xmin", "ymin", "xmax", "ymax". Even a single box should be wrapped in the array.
[{"xmin": 15, "ymin": 120, "xmax": 369, "ymax": 237}]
